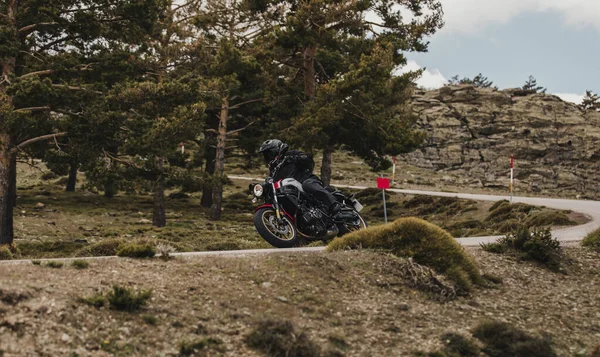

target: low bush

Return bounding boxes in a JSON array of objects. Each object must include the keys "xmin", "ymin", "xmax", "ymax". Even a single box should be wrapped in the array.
[
  {"xmin": 46, "ymin": 261, "xmax": 64, "ymax": 268},
  {"xmin": 142, "ymin": 314, "xmax": 158, "ymax": 325},
  {"xmin": 525, "ymin": 211, "xmax": 575, "ymax": 227},
  {"xmin": 328, "ymin": 217, "xmax": 484, "ymax": 292},
  {"xmin": 179, "ymin": 338, "xmax": 224, "ymax": 356},
  {"xmin": 472, "ymin": 320, "xmax": 557, "ymax": 357},
  {"xmin": 78, "ymin": 293, "xmax": 106, "ymax": 308},
  {"xmin": 75, "ymin": 238, "xmax": 124, "ymax": 257},
  {"xmin": 71, "ymin": 260, "xmax": 89, "ymax": 269},
  {"xmin": 582, "ymin": 227, "xmax": 600, "ymax": 252},
  {"xmin": 245, "ymin": 319, "xmax": 320, "ymax": 357},
  {"xmin": 482, "ymin": 226, "xmax": 563, "ymax": 272},
  {"xmin": 0, "ymin": 245, "xmax": 13, "ymax": 260},
  {"xmin": 489, "ymin": 200, "xmax": 509, "ymax": 212},
  {"xmin": 107, "ymin": 285, "xmax": 152, "ymax": 312},
  {"xmin": 116, "ymin": 243, "xmax": 156, "ymax": 258}
]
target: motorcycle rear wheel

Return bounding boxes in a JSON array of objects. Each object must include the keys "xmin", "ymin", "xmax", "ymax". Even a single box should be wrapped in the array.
[{"xmin": 254, "ymin": 208, "xmax": 300, "ymax": 248}]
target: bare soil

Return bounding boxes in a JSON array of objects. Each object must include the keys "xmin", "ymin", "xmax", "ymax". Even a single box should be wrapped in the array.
[{"xmin": 1, "ymin": 246, "xmax": 598, "ymax": 356}]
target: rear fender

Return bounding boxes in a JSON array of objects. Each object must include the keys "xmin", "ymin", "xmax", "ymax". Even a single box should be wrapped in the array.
[{"xmin": 254, "ymin": 204, "xmax": 295, "ymax": 222}]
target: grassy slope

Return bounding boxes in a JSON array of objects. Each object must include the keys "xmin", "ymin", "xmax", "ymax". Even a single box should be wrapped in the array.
[
  {"xmin": 0, "ymin": 247, "xmax": 598, "ymax": 356},
  {"xmin": 11, "ymin": 161, "xmax": 587, "ymax": 259}
]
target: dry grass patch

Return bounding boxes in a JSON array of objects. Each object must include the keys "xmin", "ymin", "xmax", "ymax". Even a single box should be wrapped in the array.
[
  {"xmin": 328, "ymin": 217, "xmax": 484, "ymax": 292},
  {"xmin": 582, "ymin": 227, "xmax": 600, "ymax": 252},
  {"xmin": 245, "ymin": 319, "xmax": 320, "ymax": 357}
]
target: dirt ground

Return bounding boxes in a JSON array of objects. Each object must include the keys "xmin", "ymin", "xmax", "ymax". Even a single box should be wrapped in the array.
[{"xmin": 0, "ymin": 246, "xmax": 598, "ymax": 357}]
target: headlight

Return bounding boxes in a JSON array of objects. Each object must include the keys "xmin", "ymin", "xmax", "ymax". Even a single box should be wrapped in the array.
[{"xmin": 253, "ymin": 184, "xmax": 264, "ymax": 197}]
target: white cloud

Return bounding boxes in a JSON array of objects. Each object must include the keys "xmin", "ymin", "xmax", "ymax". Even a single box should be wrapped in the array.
[
  {"xmin": 554, "ymin": 93, "xmax": 584, "ymax": 105},
  {"xmin": 439, "ymin": 0, "xmax": 600, "ymax": 34},
  {"xmin": 396, "ymin": 60, "xmax": 447, "ymax": 89}
]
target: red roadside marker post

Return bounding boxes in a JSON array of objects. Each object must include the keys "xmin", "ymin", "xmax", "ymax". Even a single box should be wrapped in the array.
[
  {"xmin": 510, "ymin": 155, "xmax": 515, "ymax": 203},
  {"xmin": 377, "ymin": 177, "xmax": 391, "ymax": 224}
]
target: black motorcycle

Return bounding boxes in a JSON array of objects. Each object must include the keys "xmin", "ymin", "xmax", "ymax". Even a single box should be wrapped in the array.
[{"xmin": 249, "ymin": 177, "xmax": 367, "ymax": 248}]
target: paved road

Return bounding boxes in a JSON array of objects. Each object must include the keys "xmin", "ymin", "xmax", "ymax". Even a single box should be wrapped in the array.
[
  {"xmin": 230, "ymin": 175, "xmax": 600, "ymax": 247},
  {"xmin": 2, "ymin": 177, "xmax": 598, "ymax": 265}
]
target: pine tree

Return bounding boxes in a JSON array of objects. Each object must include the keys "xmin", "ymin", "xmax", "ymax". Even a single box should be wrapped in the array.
[
  {"xmin": 0, "ymin": 0, "xmax": 166, "ymax": 244},
  {"xmin": 522, "ymin": 75, "xmax": 546, "ymax": 93},
  {"xmin": 580, "ymin": 90, "xmax": 600, "ymax": 112},
  {"xmin": 248, "ymin": 0, "xmax": 444, "ymax": 185},
  {"xmin": 447, "ymin": 73, "xmax": 495, "ymax": 89}
]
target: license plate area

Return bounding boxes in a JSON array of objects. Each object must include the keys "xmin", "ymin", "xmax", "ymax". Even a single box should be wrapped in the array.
[{"xmin": 353, "ymin": 200, "xmax": 364, "ymax": 212}]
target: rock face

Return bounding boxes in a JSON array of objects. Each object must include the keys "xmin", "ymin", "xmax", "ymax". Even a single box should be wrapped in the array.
[{"xmin": 401, "ymin": 85, "xmax": 600, "ymax": 199}]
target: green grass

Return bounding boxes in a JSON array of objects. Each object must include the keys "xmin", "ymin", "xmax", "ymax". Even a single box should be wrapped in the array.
[
  {"xmin": 328, "ymin": 217, "xmax": 484, "ymax": 292},
  {"xmin": 116, "ymin": 243, "xmax": 156, "ymax": 258},
  {"xmin": 179, "ymin": 338, "xmax": 224, "ymax": 356},
  {"xmin": 107, "ymin": 285, "xmax": 152, "ymax": 312},
  {"xmin": 45, "ymin": 261, "xmax": 64, "ymax": 268},
  {"xmin": 78, "ymin": 293, "xmax": 107, "ymax": 308},
  {"xmin": 0, "ymin": 245, "xmax": 13, "ymax": 260},
  {"xmin": 245, "ymin": 319, "xmax": 320, "ymax": 357},
  {"xmin": 71, "ymin": 260, "xmax": 89, "ymax": 269},
  {"xmin": 473, "ymin": 320, "xmax": 557, "ymax": 357},
  {"xmin": 582, "ymin": 227, "xmax": 600, "ymax": 251}
]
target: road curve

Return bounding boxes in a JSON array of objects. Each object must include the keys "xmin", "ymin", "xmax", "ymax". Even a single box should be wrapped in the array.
[
  {"xmin": 230, "ymin": 175, "xmax": 600, "ymax": 246},
  {"xmin": 2, "ymin": 177, "xmax": 598, "ymax": 265}
]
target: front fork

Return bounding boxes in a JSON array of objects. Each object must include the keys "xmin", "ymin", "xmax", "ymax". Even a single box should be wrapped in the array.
[{"xmin": 271, "ymin": 181, "xmax": 283, "ymax": 221}]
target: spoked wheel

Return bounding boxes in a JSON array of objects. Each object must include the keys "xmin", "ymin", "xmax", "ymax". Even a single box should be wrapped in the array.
[
  {"xmin": 254, "ymin": 208, "xmax": 299, "ymax": 248},
  {"xmin": 337, "ymin": 211, "xmax": 368, "ymax": 237}
]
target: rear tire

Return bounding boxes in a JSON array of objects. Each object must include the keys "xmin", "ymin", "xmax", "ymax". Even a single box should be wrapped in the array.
[
  {"xmin": 337, "ymin": 211, "xmax": 368, "ymax": 237},
  {"xmin": 254, "ymin": 208, "xmax": 299, "ymax": 248}
]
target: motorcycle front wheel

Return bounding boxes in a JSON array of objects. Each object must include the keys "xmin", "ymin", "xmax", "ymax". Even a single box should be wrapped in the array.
[{"xmin": 254, "ymin": 208, "xmax": 299, "ymax": 248}]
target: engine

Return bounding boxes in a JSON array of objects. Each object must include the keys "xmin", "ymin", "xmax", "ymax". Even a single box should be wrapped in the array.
[{"xmin": 297, "ymin": 206, "xmax": 328, "ymax": 237}]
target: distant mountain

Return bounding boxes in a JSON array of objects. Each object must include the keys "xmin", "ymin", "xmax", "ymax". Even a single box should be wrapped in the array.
[{"xmin": 401, "ymin": 85, "xmax": 600, "ymax": 199}]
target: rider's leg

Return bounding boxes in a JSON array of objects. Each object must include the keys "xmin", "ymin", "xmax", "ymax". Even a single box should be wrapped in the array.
[{"xmin": 302, "ymin": 177, "xmax": 342, "ymax": 215}]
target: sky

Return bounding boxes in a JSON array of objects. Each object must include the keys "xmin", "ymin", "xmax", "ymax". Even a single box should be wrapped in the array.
[{"xmin": 397, "ymin": 0, "xmax": 600, "ymax": 104}]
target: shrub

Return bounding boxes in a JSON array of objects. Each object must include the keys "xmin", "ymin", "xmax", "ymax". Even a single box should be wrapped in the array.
[
  {"xmin": 116, "ymin": 243, "xmax": 156, "ymax": 258},
  {"xmin": 156, "ymin": 243, "xmax": 176, "ymax": 260},
  {"xmin": 71, "ymin": 260, "xmax": 89, "ymax": 269},
  {"xmin": 31, "ymin": 260, "xmax": 41, "ymax": 265},
  {"xmin": 485, "ymin": 226, "xmax": 563, "ymax": 272},
  {"xmin": 0, "ymin": 245, "xmax": 13, "ymax": 260},
  {"xmin": 107, "ymin": 285, "xmax": 152, "ymax": 312},
  {"xmin": 582, "ymin": 227, "xmax": 600, "ymax": 252},
  {"xmin": 472, "ymin": 320, "xmax": 557, "ymax": 357},
  {"xmin": 75, "ymin": 238, "xmax": 124, "ymax": 257},
  {"xmin": 245, "ymin": 319, "xmax": 320, "ymax": 357},
  {"xmin": 46, "ymin": 261, "xmax": 64, "ymax": 268},
  {"xmin": 179, "ymin": 338, "xmax": 224, "ymax": 356},
  {"xmin": 328, "ymin": 217, "xmax": 483, "ymax": 292},
  {"xmin": 525, "ymin": 211, "xmax": 575, "ymax": 227},
  {"xmin": 489, "ymin": 200, "xmax": 509, "ymax": 212},
  {"xmin": 78, "ymin": 293, "xmax": 106, "ymax": 308}
]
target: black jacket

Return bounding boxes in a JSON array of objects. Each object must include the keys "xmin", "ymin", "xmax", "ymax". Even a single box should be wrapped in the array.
[{"xmin": 269, "ymin": 150, "xmax": 315, "ymax": 182}]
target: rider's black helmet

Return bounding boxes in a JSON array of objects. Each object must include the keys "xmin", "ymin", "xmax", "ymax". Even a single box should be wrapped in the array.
[{"xmin": 258, "ymin": 139, "xmax": 288, "ymax": 164}]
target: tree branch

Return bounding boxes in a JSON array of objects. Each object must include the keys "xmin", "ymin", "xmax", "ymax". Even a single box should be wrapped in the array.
[
  {"xmin": 18, "ymin": 22, "xmax": 59, "ymax": 34},
  {"xmin": 51, "ymin": 84, "xmax": 102, "ymax": 94},
  {"xmin": 12, "ymin": 132, "xmax": 67, "ymax": 153},
  {"xmin": 229, "ymin": 98, "xmax": 263, "ymax": 110},
  {"xmin": 226, "ymin": 121, "xmax": 255, "ymax": 135},
  {"xmin": 13, "ymin": 106, "xmax": 51, "ymax": 113},
  {"xmin": 19, "ymin": 69, "xmax": 54, "ymax": 79}
]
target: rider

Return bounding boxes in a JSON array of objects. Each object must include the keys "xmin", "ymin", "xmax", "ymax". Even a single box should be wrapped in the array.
[{"xmin": 258, "ymin": 139, "xmax": 343, "ymax": 218}]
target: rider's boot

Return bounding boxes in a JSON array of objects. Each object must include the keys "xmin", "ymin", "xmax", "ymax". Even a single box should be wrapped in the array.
[{"xmin": 329, "ymin": 202, "xmax": 343, "ymax": 220}]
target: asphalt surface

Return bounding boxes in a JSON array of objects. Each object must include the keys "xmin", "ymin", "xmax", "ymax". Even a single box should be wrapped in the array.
[{"xmin": 2, "ymin": 176, "xmax": 598, "ymax": 264}]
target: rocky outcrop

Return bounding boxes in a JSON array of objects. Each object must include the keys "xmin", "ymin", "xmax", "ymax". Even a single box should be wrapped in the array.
[{"xmin": 401, "ymin": 85, "xmax": 600, "ymax": 199}]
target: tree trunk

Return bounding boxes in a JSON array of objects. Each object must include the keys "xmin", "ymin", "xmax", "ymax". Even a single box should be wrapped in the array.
[
  {"xmin": 0, "ymin": 133, "xmax": 14, "ymax": 244},
  {"xmin": 104, "ymin": 179, "xmax": 117, "ymax": 198},
  {"xmin": 9, "ymin": 154, "xmax": 16, "ymax": 208},
  {"xmin": 320, "ymin": 145, "xmax": 334, "ymax": 187},
  {"xmin": 66, "ymin": 162, "xmax": 78, "ymax": 192},
  {"xmin": 210, "ymin": 96, "xmax": 229, "ymax": 221},
  {"xmin": 201, "ymin": 157, "xmax": 215, "ymax": 208},
  {"xmin": 153, "ymin": 182, "xmax": 166, "ymax": 227},
  {"xmin": 303, "ymin": 46, "xmax": 317, "ymax": 99}
]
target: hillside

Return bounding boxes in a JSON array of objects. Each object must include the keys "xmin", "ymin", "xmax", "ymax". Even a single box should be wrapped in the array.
[
  {"xmin": 0, "ymin": 247, "xmax": 598, "ymax": 356},
  {"xmin": 400, "ymin": 85, "xmax": 600, "ymax": 199}
]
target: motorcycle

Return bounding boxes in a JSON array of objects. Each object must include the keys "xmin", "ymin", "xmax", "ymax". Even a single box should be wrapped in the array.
[{"xmin": 249, "ymin": 177, "xmax": 367, "ymax": 248}]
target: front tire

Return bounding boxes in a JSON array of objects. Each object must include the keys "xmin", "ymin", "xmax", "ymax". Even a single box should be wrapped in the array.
[{"xmin": 254, "ymin": 208, "xmax": 299, "ymax": 248}]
